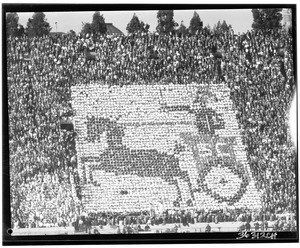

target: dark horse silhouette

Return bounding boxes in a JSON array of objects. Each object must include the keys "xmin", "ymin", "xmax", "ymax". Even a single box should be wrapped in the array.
[{"xmin": 82, "ymin": 115, "xmax": 192, "ymax": 205}]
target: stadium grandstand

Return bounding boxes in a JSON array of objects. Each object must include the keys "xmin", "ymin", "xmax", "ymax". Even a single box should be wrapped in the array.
[{"xmin": 7, "ymin": 21, "xmax": 297, "ymax": 235}]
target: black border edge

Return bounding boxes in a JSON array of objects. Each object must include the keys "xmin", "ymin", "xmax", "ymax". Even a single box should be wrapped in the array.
[
  {"xmin": 2, "ymin": 2, "xmax": 11, "ymax": 245},
  {"xmin": 2, "ymin": 3, "xmax": 299, "ymax": 245},
  {"xmin": 1, "ymin": 3, "xmax": 298, "ymax": 12},
  {"xmin": 291, "ymin": 4, "xmax": 299, "ymax": 245}
]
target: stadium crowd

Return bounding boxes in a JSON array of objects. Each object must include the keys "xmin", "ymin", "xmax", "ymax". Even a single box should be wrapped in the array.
[
  {"xmin": 73, "ymin": 208, "xmax": 296, "ymax": 233},
  {"xmin": 7, "ymin": 25, "xmax": 296, "ymax": 231}
]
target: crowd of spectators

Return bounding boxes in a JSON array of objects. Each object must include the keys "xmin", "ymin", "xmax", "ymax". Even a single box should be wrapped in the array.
[
  {"xmin": 225, "ymin": 30, "xmax": 297, "ymax": 214},
  {"xmin": 7, "ymin": 25, "xmax": 296, "ymax": 230},
  {"xmin": 73, "ymin": 208, "xmax": 296, "ymax": 233},
  {"xmin": 8, "ymin": 33, "xmax": 80, "ymax": 228},
  {"xmin": 11, "ymin": 172, "xmax": 81, "ymax": 229}
]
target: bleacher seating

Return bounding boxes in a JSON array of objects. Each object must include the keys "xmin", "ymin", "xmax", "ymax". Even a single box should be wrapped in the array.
[{"xmin": 7, "ymin": 26, "xmax": 296, "ymax": 230}]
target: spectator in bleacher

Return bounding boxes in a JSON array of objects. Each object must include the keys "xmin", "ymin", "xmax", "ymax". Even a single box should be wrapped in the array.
[
  {"xmin": 205, "ymin": 223, "xmax": 211, "ymax": 233},
  {"xmin": 245, "ymin": 222, "xmax": 251, "ymax": 231}
]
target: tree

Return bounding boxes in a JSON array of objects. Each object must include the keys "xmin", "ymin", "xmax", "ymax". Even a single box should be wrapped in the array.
[
  {"xmin": 126, "ymin": 13, "xmax": 150, "ymax": 34},
  {"xmin": 6, "ymin": 12, "xmax": 19, "ymax": 36},
  {"xmin": 16, "ymin": 24, "xmax": 25, "ymax": 37},
  {"xmin": 177, "ymin": 21, "xmax": 188, "ymax": 36},
  {"xmin": 127, "ymin": 13, "xmax": 141, "ymax": 33},
  {"xmin": 202, "ymin": 25, "xmax": 211, "ymax": 35},
  {"xmin": 26, "ymin": 12, "xmax": 51, "ymax": 37},
  {"xmin": 91, "ymin": 11, "xmax": 107, "ymax": 35},
  {"xmin": 221, "ymin": 20, "xmax": 232, "ymax": 32},
  {"xmin": 81, "ymin": 22, "xmax": 92, "ymax": 35},
  {"xmin": 252, "ymin": 8, "xmax": 282, "ymax": 32},
  {"xmin": 156, "ymin": 10, "xmax": 178, "ymax": 34},
  {"xmin": 213, "ymin": 20, "xmax": 222, "ymax": 32},
  {"xmin": 6, "ymin": 12, "xmax": 24, "ymax": 37},
  {"xmin": 189, "ymin": 11, "xmax": 203, "ymax": 35},
  {"xmin": 68, "ymin": 29, "xmax": 76, "ymax": 36},
  {"xmin": 204, "ymin": 24, "xmax": 211, "ymax": 32},
  {"xmin": 140, "ymin": 21, "xmax": 150, "ymax": 33},
  {"xmin": 213, "ymin": 20, "xmax": 232, "ymax": 33},
  {"xmin": 212, "ymin": 20, "xmax": 232, "ymax": 34}
]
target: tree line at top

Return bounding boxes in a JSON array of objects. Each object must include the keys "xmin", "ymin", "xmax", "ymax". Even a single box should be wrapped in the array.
[{"xmin": 6, "ymin": 9, "xmax": 285, "ymax": 38}]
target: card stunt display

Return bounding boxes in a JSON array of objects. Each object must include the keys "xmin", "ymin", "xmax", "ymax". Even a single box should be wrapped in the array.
[{"xmin": 72, "ymin": 83, "xmax": 261, "ymax": 214}]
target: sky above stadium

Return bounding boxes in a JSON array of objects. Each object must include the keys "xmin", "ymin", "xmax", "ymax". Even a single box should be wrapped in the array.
[{"xmin": 16, "ymin": 9, "xmax": 253, "ymax": 35}]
